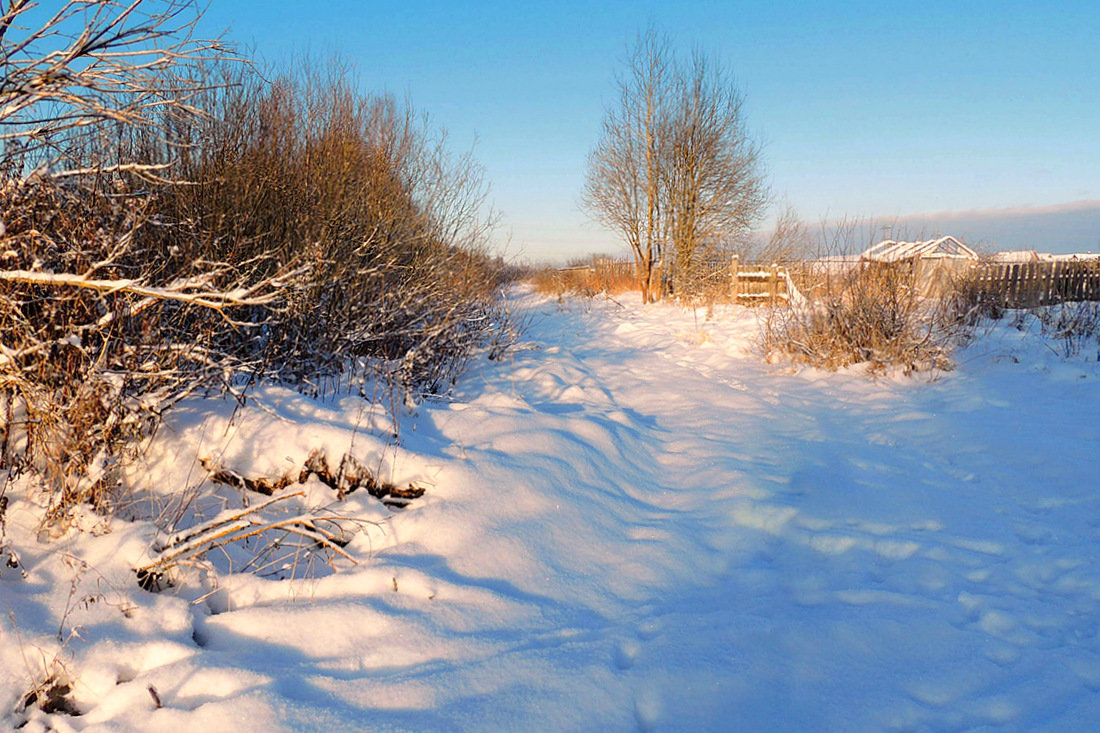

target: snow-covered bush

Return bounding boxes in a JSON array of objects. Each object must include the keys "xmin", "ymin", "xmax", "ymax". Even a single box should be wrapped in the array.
[
  {"xmin": 158, "ymin": 59, "xmax": 517, "ymax": 400},
  {"xmin": 0, "ymin": 174, "xmax": 304, "ymax": 524},
  {"xmin": 0, "ymin": 0, "xmax": 261, "ymax": 524}
]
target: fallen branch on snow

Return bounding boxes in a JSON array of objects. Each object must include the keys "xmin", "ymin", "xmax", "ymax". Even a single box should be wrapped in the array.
[
  {"xmin": 135, "ymin": 491, "xmax": 370, "ymax": 590},
  {"xmin": 200, "ymin": 449, "xmax": 426, "ymax": 506}
]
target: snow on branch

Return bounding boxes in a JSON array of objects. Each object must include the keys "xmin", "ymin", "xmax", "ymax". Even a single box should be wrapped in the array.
[{"xmin": 0, "ymin": 266, "xmax": 310, "ymax": 311}]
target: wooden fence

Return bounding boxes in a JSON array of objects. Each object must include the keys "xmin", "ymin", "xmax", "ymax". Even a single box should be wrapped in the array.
[
  {"xmin": 556, "ymin": 256, "xmax": 1100, "ymax": 308},
  {"xmin": 726, "ymin": 256, "xmax": 795, "ymax": 304},
  {"xmin": 559, "ymin": 258, "xmax": 796, "ymax": 304},
  {"xmin": 966, "ymin": 260, "xmax": 1100, "ymax": 308}
]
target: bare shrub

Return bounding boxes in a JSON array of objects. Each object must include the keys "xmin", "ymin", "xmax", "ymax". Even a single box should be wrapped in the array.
[
  {"xmin": 1035, "ymin": 301, "xmax": 1100, "ymax": 358},
  {"xmin": 940, "ymin": 267, "xmax": 1009, "ymax": 326},
  {"xmin": 754, "ymin": 206, "xmax": 814, "ymax": 267},
  {"xmin": 0, "ymin": 175, "xmax": 300, "ymax": 524},
  {"xmin": 684, "ymin": 262, "xmax": 738, "ymax": 310},
  {"xmin": 0, "ymin": 1, "xmax": 265, "ymax": 524},
  {"xmin": 760, "ymin": 262, "xmax": 959, "ymax": 374},
  {"xmin": 156, "ymin": 59, "xmax": 514, "ymax": 402},
  {"xmin": 0, "ymin": 10, "xmax": 517, "ymax": 527}
]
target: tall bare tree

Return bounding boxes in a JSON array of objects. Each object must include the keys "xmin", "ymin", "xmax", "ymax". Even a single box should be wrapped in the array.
[
  {"xmin": 582, "ymin": 29, "xmax": 670, "ymax": 304},
  {"xmin": 582, "ymin": 31, "xmax": 767, "ymax": 302},
  {"xmin": 664, "ymin": 51, "xmax": 767, "ymax": 295}
]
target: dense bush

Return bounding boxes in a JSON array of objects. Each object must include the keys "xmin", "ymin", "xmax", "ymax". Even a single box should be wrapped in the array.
[
  {"xmin": 0, "ymin": 175, "xmax": 284, "ymax": 521},
  {"xmin": 0, "ymin": 6, "xmax": 515, "ymax": 525},
  {"xmin": 159, "ymin": 60, "xmax": 513, "ymax": 398}
]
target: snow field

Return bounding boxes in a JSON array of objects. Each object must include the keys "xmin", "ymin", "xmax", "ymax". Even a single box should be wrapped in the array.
[{"xmin": 2, "ymin": 287, "xmax": 1100, "ymax": 731}]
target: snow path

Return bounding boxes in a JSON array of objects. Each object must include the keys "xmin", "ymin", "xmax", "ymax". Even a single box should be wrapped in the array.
[
  {"xmin": 4, "ymin": 291, "xmax": 1100, "ymax": 731},
  {"xmin": 454, "ymin": 297, "xmax": 1100, "ymax": 731}
]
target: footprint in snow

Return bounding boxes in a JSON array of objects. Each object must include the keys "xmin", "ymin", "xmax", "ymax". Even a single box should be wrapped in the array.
[
  {"xmin": 634, "ymin": 687, "xmax": 662, "ymax": 731},
  {"xmin": 614, "ymin": 639, "xmax": 641, "ymax": 671}
]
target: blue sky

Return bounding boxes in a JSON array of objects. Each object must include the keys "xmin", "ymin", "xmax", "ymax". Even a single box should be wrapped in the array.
[{"xmin": 196, "ymin": 1, "xmax": 1100, "ymax": 260}]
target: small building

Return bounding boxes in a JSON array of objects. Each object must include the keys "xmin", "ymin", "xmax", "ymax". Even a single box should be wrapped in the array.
[
  {"xmin": 861, "ymin": 236, "xmax": 979, "ymax": 296},
  {"xmin": 861, "ymin": 236, "xmax": 979, "ymax": 263}
]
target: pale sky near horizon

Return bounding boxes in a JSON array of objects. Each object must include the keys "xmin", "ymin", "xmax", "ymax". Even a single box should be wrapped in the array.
[{"xmin": 196, "ymin": 1, "xmax": 1100, "ymax": 260}]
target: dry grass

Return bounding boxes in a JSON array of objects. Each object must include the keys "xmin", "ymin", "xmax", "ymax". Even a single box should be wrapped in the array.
[{"xmin": 530, "ymin": 257, "xmax": 637, "ymax": 299}]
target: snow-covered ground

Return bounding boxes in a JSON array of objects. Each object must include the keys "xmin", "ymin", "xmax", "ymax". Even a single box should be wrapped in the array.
[{"xmin": 3, "ymin": 288, "xmax": 1100, "ymax": 731}]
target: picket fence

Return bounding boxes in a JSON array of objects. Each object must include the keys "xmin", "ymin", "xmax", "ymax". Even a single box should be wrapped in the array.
[{"xmin": 966, "ymin": 260, "xmax": 1100, "ymax": 307}]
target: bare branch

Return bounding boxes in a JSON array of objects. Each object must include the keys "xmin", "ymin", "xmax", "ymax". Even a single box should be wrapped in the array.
[{"xmin": 0, "ymin": 0, "xmax": 234, "ymax": 172}]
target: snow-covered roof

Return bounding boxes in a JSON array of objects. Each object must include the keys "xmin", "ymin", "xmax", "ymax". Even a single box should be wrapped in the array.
[
  {"xmin": 861, "ymin": 236, "xmax": 978, "ymax": 262},
  {"xmin": 1047, "ymin": 252, "xmax": 1100, "ymax": 262},
  {"xmin": 989, "ymin": 250, "xmax": 1039, "ymax": 263}
]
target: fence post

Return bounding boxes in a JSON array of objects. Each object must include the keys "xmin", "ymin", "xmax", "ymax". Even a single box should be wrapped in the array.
[
  {"xmin": 769, "ymin": 263, "xmax": 779, "ymax": 304},
  {"xmin": 730, "ymin": 255, "xmax": 740, "ymax": 301}
]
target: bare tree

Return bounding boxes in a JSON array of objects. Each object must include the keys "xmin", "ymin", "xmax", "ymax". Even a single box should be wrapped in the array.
[
  {"xmin": 663, "ymin": 51, "xmax": 767, "ymax": 295},
  {"xmin": 582, "ymin": 30, "xmax": 767, "ymax": 302},
  {"xmin": 756, "ymin": 204, "xmax": 812, "ymax": 265},
  {"xmin": 582, "ymin": 29, "xmax": 671, "ymax": 304}
]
